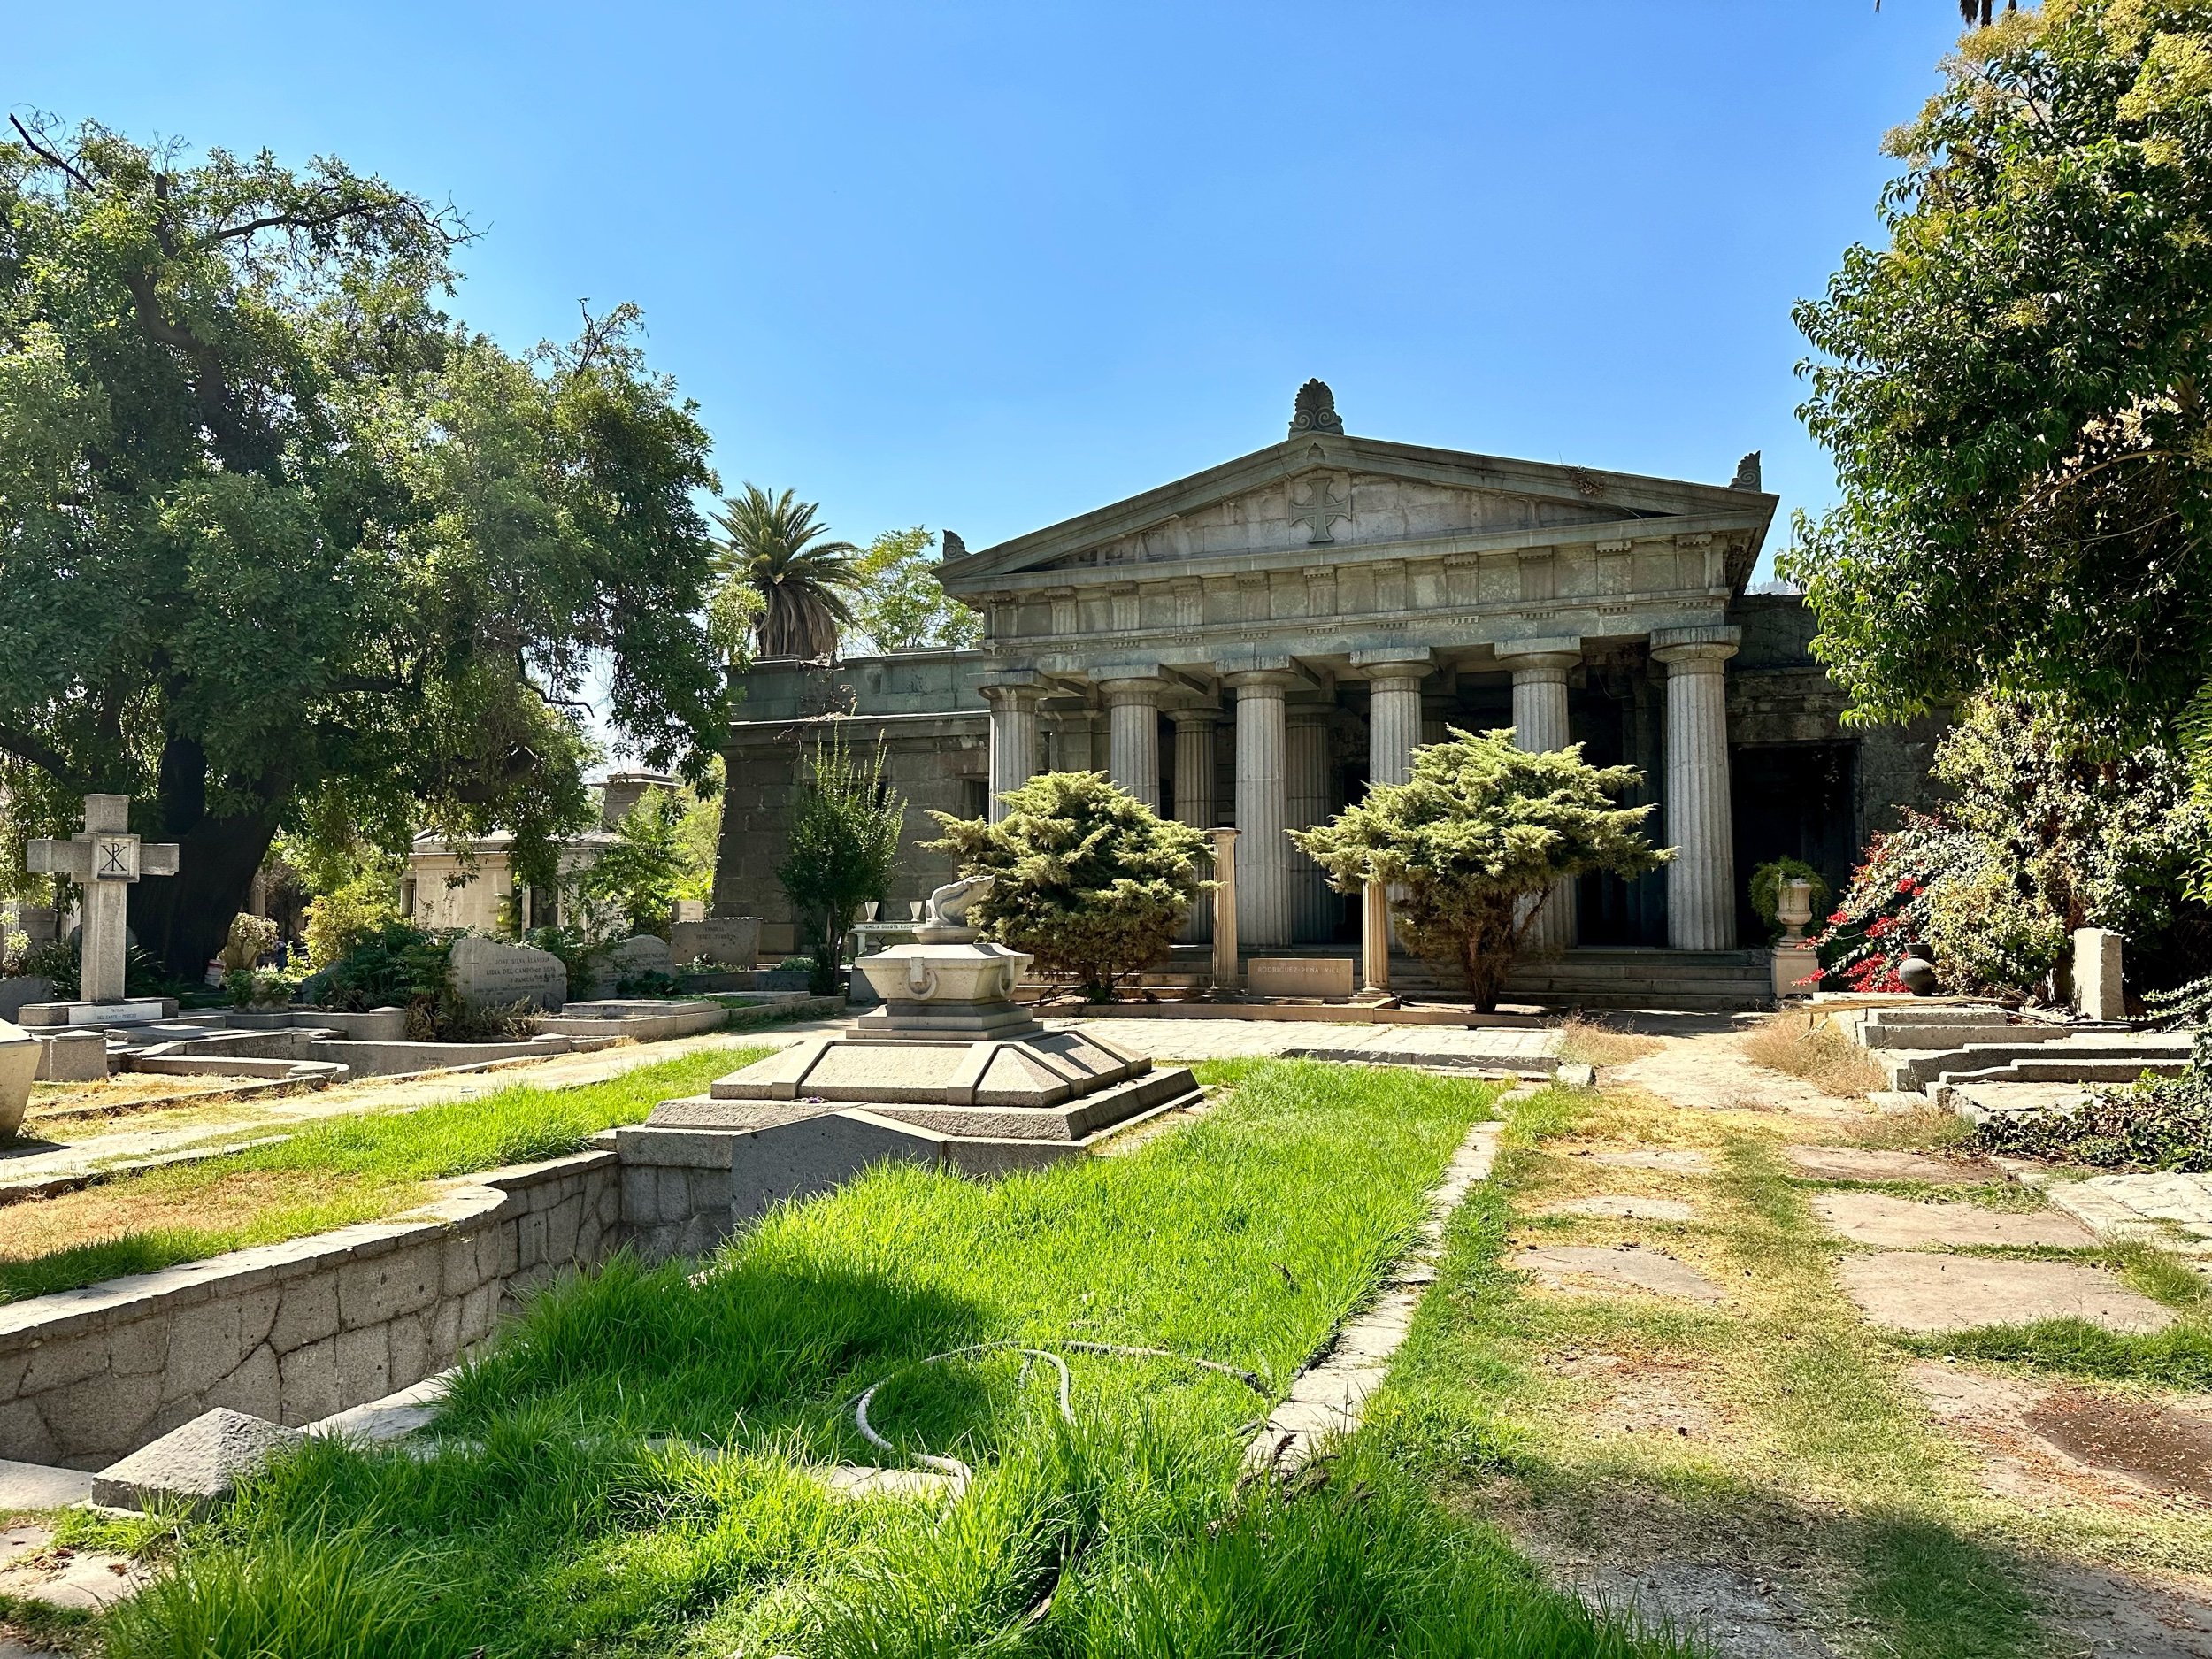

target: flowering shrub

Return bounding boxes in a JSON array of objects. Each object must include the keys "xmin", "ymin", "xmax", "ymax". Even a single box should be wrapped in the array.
[{"xmin": 1810, "ymin": 814, "xmax": 1964, "ymax": 994}]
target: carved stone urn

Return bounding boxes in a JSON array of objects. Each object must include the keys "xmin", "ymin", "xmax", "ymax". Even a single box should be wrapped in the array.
[{"xmin": 1777, "ymin": 879, "xmax": 1815, "ymax": 944}]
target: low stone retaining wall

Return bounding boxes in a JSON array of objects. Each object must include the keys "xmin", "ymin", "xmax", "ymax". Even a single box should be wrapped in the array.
[{"xmin": 0, "ymin": 1151, "xmax": 620, "ymax": 1469}]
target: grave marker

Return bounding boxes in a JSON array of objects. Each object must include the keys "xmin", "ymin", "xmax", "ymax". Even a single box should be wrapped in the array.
[{"xmin": 25, "ymin": 794, "xmax": 178, "ymax": 1004}]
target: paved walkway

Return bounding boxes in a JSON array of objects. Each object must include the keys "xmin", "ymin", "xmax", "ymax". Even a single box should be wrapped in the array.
[
  {"xmin": 0, "ymin": 1031, "xmax": 782, "ymax": 1194},
  {"xmin": 1611, "ymin": 1025, "xmax": 1870, "ymax": 1118}
]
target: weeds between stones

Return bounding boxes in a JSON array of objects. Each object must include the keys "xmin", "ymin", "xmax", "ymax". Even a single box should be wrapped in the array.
[{"xmin": 1365, "ymin": 1082, "xmax": 2212, "ymax": 1658}]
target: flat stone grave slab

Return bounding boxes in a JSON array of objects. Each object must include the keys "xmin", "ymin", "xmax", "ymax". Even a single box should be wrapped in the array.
[
  {"xmin": 90, "ymin": 1407, "xmax": 303, "ymax": 1515},
  {"xmin": 1541, "ymin": 1194, "xmax": 1700, "ymax": 1222},
  {"xmin": 1813, "ymin": 1191, "xmax": 2093, "ymax": 1248},
  {"xmin": 1577, "ymin": 1147, "xmax": 1714, "ymax": 1174},
  {"xmin": 1517, "ymin": 1243, "xmax": 1724, "ymax": 1303},
  {"xmin": 1786, "ymin": 1145, "xmax": 2002, "ymax": 1184},
  {"xmin": 1839, "ymin": 1253, "xmax": 2173, "ymax": 1334}
]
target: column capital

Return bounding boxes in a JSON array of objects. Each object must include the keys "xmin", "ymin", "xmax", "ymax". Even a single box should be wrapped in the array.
[
  {"xmin": 1494, "ymin": 636, "xmax": 1584, "ymax": 680},
  {"xmin": 979, "ymin": 672, "xmax": 1048, "ymax": 709},
  {"xmin": 1166, "ymin": 703, "xmax": 1222, "ymax": 728},
  {"xmin": 1649, "ymin": 624, "xmax": 1740, "ymax": 669},
  {"xmin": 1350, "ymin": 646, "xmax": 1432, "ymax": 680},
  {"xmin": 1222, "ymin": 667, "xmax": 1296, "ymax": 695},
  {"xmin": 1213, "ymin": 650, "xmax": 1293, "ymax": 679},
  {"xmin": 1096, "ymin": 664, "xmax": 1168, "ymax": 703}
]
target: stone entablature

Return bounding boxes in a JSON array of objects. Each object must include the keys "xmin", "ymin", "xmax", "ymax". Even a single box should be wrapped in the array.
[{"xmin": 940, "ymin": 426, "xmax": 1772, "ymax": 687}]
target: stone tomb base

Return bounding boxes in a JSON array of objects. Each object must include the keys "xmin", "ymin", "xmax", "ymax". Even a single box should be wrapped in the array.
[{"xmin": 619, "ymin": 1002, "xmax": 1202, "ymax": 1257}]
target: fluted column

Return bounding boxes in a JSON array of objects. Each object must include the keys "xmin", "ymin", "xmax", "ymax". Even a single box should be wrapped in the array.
[
  {"xmin": 1286, "ymin": 707, "xmax": 1333, "ymax": 942},
  {"xmin": 982, "ymin": 679, "xmax": 1044, "ymax": 823},
  {"xmin": 1498, "ymin": 641, "xmax": 1582, "ymax": 951},
  {"xmin": 1355, "ymin": 649, "xmax": 1432, "ymax": 789},
  {"xmin": 1171, "ymin": 707, "xmax": 1221, "ymax": 941},
  {"xmin": 1224, "ymin": 667, "xmax": 1295, "ymax": 949},
  {"xmin": 1652, "ymin": 627, "xmax": 1740, "ymax": 950},
  {"xmin": 1099, "ymin": 671, "xmax": 1166, "ymax": 810},
  {"xmin": 1354, "ymin": 649, "xmax": 1432, "ymax": 954}
]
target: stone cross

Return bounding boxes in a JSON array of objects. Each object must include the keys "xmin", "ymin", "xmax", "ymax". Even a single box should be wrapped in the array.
[
  {"xmin": 1288, "ymin": 474, "xmax": 1351, "ymax": 544},
  {"xmin": 25, "ymin": 795, "xmax": 179, "ymax": 1003}
]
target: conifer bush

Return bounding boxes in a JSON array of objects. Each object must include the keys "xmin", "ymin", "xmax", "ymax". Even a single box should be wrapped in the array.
[{"xmin": 927, "ymin": 772, "xmax": 1210, "ymax": 1002}]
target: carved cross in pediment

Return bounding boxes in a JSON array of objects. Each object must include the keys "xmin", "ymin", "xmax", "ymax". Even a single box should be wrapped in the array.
[{"xmin": 1288, "ymin": 474, "xmax": 1352, "ymax": 545}]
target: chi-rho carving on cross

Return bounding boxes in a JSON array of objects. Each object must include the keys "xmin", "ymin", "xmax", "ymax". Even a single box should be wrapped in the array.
[{"xmin": 26, "ymin": 794, "xmax": 180, "ymax": 1004}]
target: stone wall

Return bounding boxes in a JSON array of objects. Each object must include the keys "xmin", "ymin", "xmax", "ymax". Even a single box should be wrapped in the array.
[
  {"xmin": 0, "ymin": 1152, "xmax": 620, "ymax": 1469},
  {"xmin": 718, "ymin": 654, "xmax": 992, "ymax": 956}
]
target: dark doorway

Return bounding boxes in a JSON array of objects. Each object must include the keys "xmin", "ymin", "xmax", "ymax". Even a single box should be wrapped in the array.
[{"xmin": 1730, "ymin": 743, "xmax": 1857, "ymax": 943}]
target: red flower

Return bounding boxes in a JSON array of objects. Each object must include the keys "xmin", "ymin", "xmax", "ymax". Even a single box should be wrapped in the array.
[
  {"xmin": 1896, "ymin": 878, "xmax": 1919, "ymax": 895},
  {"xmin": 1827, "ymin": 910, "xmax": 1849, "ymax": 925}
]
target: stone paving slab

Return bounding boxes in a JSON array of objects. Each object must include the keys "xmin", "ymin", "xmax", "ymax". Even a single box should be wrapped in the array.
[
  {"xmin": 1540, "ymin": 1194, "xmax": 1699, "ymax": 1222},
  {"xmin": 1577, "ymin": 1147, "xmax": 1715, "ymax": 1174},
  {"xmin": 1811, "ymin": 1191, "xmax": 2095, "ymax": 1248},
  {"xmin": 1516, "ymin": 1243, "xmax": 1724, "ymax": 1303},
  {"xmin": 1784, "ymin": 1145, "xmax": 2001, "ymax": 1184},
  {"xmin": 2047, "ymin": 1171, "xmax": 2212, "ymax": 1255},
  {"xmin": 0, "ymin": 1520, "xmax": 142, "ymax": 1613},
  {"xmin": 0, "ymin": 1458, "xmax": 92, "ymax": 1512},
  {"xmin": 1838, "ymin": 1253, "xmax": 2173, "ymax": 1334}
]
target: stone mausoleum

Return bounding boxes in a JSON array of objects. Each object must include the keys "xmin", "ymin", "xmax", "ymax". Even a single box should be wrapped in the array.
[{"xmin": 715, "ymin": 384, "xmax": 1935, "ymax": 991}]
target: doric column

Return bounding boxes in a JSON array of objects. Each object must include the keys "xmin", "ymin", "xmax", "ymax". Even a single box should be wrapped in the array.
[
  {"xmin": 1353, "ymin": 649, "xmax": 1432, "ymax": 954},
  {"xmin": 1223, "ymin": 665, "xmax": 1295, "ymax": 949},
  {"xmin": 1651, "ymin": 626, "xmax": 1741, "ymax": 951},
  {"xmin": 1171, "ymin": 707, "xmax": 1221, "ymax": 941},
  {"xmin": 1497, "ymin": 640, "xmax": 1582, "ymax": 951},
  {"xmin": 1353, "ymin": 648, "xmax": 1432, "ymax": 788},
  {"xmin": 1099, "ymin": 668, "xmax": 1167, "ymax": 810},
  {"xmin": 981, "ymin": 676, "xmax": 1044, "ymax": 823},
  {"xmin": 1286, "ymin": 707, "xmax": 1334, "ymax": 942}
]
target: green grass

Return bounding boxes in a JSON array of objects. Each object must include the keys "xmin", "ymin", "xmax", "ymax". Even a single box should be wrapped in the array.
[
  {"xmin": 0, "ymin": 1048, "xmax": 765, "ymax": 1307},
  {"xmin": 95, "ymin": 1060, "xmax": 1686, "ymax": 1659}
]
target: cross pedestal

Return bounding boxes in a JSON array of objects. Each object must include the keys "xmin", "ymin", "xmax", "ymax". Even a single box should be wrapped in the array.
[{"xmin": 26, "ymin": 794, "xmax": 180, "ymax": 1005}]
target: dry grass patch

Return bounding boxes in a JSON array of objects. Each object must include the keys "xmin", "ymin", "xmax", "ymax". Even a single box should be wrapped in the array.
[
  {"xmin": 1553, "ymin": 1015, "xmax": 1665, "ymax": 1071},
  {"xmin": 1738, "ymin": 1013, "xmax": 1886, "ymax": 1100},
  {"xmin": 0, "ymin": 1166, "xmax": 421, "ymax": 1263}
]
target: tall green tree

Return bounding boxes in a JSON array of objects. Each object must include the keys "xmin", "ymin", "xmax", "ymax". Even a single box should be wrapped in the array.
[
  {"xmin": 0, "ymin": 118, "xmax": 727, "ymax": 974},
  {"xmin": 710, "ymin": 485, "xmax": 859, "ymax": 661},
  {"xmin": 847, "ymin": 527, "xmax": 984, "ymax": 655},
  {"xmin": 1784, "ymin": 3, "xmax": 2212, "ymax": 771},
  {"xmin": 1294, "ymin": 729, "xmax": 1666, "ymax": 1010}
]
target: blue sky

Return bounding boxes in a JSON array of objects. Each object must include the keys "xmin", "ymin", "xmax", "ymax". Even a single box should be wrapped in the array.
[{"xmin": 19, "ymin": 2, "xmax": 1966, "ymax": 575}]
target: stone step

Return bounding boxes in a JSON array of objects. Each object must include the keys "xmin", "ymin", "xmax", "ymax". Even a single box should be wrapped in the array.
[
  {"xmin": 1885, "ymin": 1036, "xmax": 2194, "ymax": 1091},
  {"xmin": 1941, "ymin": 1056, "xmax": 2189, "ymax": 1088},
  {"xmin": 1857, "ymin": 1021, "xmax": 2067, "ymax": 1052}
]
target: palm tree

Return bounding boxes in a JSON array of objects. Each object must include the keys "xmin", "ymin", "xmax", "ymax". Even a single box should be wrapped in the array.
[{"xmin": 711, "ymin": 485, "xmax": 861, "ymax": 662}]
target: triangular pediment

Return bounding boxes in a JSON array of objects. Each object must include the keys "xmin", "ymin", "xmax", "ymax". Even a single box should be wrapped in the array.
[{"xmin": 940, "ymin": 433, "xmax": 1776, "ymax": 592}]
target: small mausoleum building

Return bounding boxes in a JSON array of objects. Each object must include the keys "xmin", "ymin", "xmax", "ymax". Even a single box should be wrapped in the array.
[{"xmin": 715, "ymin": 385, "xmax": 1935, "ymax": 991}]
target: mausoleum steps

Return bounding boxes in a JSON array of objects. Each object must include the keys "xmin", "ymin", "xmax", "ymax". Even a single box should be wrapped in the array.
[
  {"xmin": 1016, "ymin": 946, "xmax": 1779, "ymax": 1013},
  {"xmin": 1879, "ymin": 1032, "xmax": 2196, "ymax": 1093}
]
